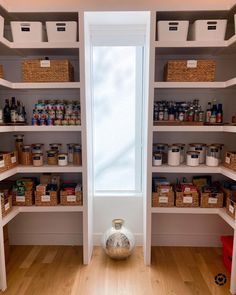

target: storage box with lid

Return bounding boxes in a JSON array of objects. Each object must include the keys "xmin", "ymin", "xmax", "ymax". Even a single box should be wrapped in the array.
[
  {"xmin": 46, "ymin": 21, "xmax": 77, "ymax": 42},
  {"xmin": 190, "ymin": 19, "xmax": 227, "ymax": 41},
  {"xmin": 22, "ymin": 59, "xmax": 74, "ymax": 82},
  {"xmin": 10, "ymin": 21, "xmax": 45, "ymax": 42},
  {"xmin": 165, "ymin": 60, "xmax": 216, "ymax": 82},
  {"xmin": 157, "ymin": 20, "xmax": 189, "ymax": 41}
]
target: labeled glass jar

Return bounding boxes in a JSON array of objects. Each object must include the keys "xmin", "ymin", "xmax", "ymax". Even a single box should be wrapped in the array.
[
  {"xmin": 47, "ymin": 150, "xmax": 58, "ymax": 165},
  {"xmin": 73, "ymin": 144, "xmax": 82, "ymax": 166},
  {"xmin": 58, "ymin": 153, "xmax": 68, "ymax": 166},
  {"xmin": 49, "ymin": 143, "xmax": 62, "ymax": 153},
  {"xmin": 32, "ymin": 153, "xmax": 43, "ymax": 167},
  {"xmin": 67, "ymin": 143, "xmax": 74, "ymax": 163},
  {"xmin": 153, "ymin": 153, "xmax": 162, "ymax": 166},
  {"xmin": 186, "ymin": 151, "xmax": 200, "ymax": 167},
  {"xmin": 14, "ymin": 134, "xmax": 24, "ymax": 163},
  {"xmin": 32, "ymin": 143, "xmax": 44, "ymax": 154},
  {"xmin": 153, "ymin": 143, "xmax": 168, "ymax": 164},
  {"xmin": 212, "ymin": 143, "xmax": 224, "ymax": 163},
  {"xmin": 206, "ymin": 145, "xmax": 220, "ymax": 167},
  {"xmin": 168, "ymin": 145, "xmax": 180, "ymax": 166},
  {"xmin": 189, "ymin": 143, "xmax": 206, "ymax": 164},
  {"xmin": 173, "ymin": 143, "xmax": 185, "ymax": 164},
  {"xmin": 21, "ymin": 145, "xmax": 32, "ymax": 165}
]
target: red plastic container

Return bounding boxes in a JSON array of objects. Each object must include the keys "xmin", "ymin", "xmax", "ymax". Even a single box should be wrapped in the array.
[{"xmin": 221, "ymin": 236, "xmax": 233, "ymax": 273}]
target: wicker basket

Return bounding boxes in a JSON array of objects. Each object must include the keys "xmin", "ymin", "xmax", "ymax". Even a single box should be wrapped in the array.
[
  {"xmin": 22, "ymin": 59, "xmax": 74, "ymax": 82},
  {"xmin": 1, "ymin": 195, "xmax": 12, "ymax": 217},
  {"xmin": 200, "ymin": 192, "xmax": 224, "ymax": 208},
  {"xmin": 224, "ymin": 151, "xmax": 236, "ymax": 171},
  {"xmin": 35, "ymin": 191, "xmax": 58, "ymax": 206},
  {"xmin": 13, "ymin": 191, "xmax": 34, "ymax": 206},
  {"xmin": 176, "ymin": 191, "xmax": 199, "ymax": 207},
  {"xmin": 60, "ymin": 191, "xmax": 82, "ymax": 206},
  {"xmin": 226, "ymin": 196, "xmax": 236, "ymax": 219},
  {"xmin": 164, "ymin": 60, "xmax": 216, "ymax": 82},
  {"xmin": 0, "ymin": 151, "xmax": 18, "ymax": 173},
  {"xmin": 152, "ymin": 191, "xmax": 174, "ymax": 207},
  {"xmin": 0, "ymin": 65, "xmax": 3, "ymax": 79}
]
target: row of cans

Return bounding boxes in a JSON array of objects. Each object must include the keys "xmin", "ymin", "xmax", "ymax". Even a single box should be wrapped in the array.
[{"xmin": 32, "ymin": 117, "xmax": 81, "ymax": 126}]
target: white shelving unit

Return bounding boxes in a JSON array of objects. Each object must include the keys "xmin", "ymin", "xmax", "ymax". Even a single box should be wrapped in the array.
[
  {"xmin": 145, "ymin": 8, "xmax": 236, "ymax": 295},
  {"xmin": 0, "ymin": 7, "xmax": 92, "ymax": 292}
]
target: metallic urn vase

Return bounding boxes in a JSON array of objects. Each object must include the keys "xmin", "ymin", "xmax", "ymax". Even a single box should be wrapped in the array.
[{"xmin": 102, "ymin": 219, "xmax": 135, "ymax": 260}]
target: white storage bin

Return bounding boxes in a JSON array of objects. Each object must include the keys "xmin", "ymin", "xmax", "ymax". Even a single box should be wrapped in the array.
[
  {"xmin": 11, "ymin": 21, "xmax": 45, "ymax": 42},
  {"xmin": 46, "ymin": 21, "xmax": 77, "ymax": 42},
  {"xmin": 190, "ymin": 19, "xmax": 227, "ymax": 41},
  {"xmin": 157, "ymin": 20, "xmax": 189, "ymax": 41},
  {"xmin": 0, "ymin": 16, "xmax": 4, "ymax": 37}
]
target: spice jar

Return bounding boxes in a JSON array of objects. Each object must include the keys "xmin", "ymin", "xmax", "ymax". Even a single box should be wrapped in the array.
[
  {"xmin": 32, "ymin": 143, "xmax": 44, "ymax": 154},
  {"xmin": 189, "ymin": 143, "xmax": 206, "ymax": 164},
  {"xmin": 186, "ymin": 151, "xmax": 200, "ymax": 167},
  {"xmin": 47, "ymin": 150, "xmax": 58, "ymax": 165},
  {"xmin": 49, "ymin": 143, "xmax": 62, "ymax": 153},
  {"xmin": 206, "ymin": 145, "xmax": 220, "ymax": 167},
  {"xmin": 168, "ymin": 145, "xmax": 180, "ymax": 166},
  {"xmin": 21, "ymin": 145, "xmax": 32, "ymax": 165},
  {"xmin": 153, "ymin": 153, "xmax": 162, "ymax": 166},
  {"xmin": 73, "ymin": 144, "xmax": 82, "ymax": 166},
  {"xmin": 14, "ymin": 134, "xmax": 24, "ymax": 163},
  {"xmin": 153, "ymin": 143, "xmax": 168, "ymax": 163},
  {"xmin": 173, "ymin": 143, "xmax": 185, "ymax": 164},
  {"xmin": 33, "ymin": 153, "xmax": 43, "ymax": 167},
  {"xmin": 58, "ymin": 153, "xmax": 68, "ymax": 166}
]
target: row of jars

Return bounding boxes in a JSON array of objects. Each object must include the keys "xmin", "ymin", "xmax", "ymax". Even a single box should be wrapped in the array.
[
  {"xmin": 153, "ymin": 143, "xmax": 224, "ymax": 167},
  {"xmin": 14, "ymin": 135, "xmax": 82, "ymax": 167}
]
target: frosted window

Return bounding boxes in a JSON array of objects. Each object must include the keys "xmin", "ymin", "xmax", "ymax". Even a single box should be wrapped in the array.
[{"xmin": 92, "ymin": 46, "xmax": 143, "ymax": 194}]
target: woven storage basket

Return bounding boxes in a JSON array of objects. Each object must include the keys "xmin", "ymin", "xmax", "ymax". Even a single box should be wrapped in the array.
[
  {"xmin": 22, "ymin": 59, "xmax": 74, "ymax": 82},
  {"xmin": 0, "ymin": 65, "xmax": 3, "ymax": 79},
  {"xmin": 226, "ymin": 196, "xmax": 236, "ymax": 219},
  {"xmin": 176, "ymin": 191, "xmax": 199, "ymax": 207},
  {"xmin": 60, "ymin": 191, "xmax": 82, "ymax": 206},
  {"xmin": 13, "ymin": 191, "xmax": 34, "ymax": 206},
  {"xmin": 35, "ymin": 191, "xmax": 58, "ymax": 206},
  {"xmin": 200, "ymin": 192, "xmax": 224, "ymax": 208},
  {"xmin": 1, "ymin": 195, "xmax": 12, "ymax": 217},
  {"xmin": 0, "ymin": 151, "xmax": 18, "ymax": 172},
  {"xmin": 165, "ymin": 60, "xmax": 216, "ymax": 82},
  {"xmin": 224, "ymin": 151, "xmax": 236, "ymax": 171},
  {"xmin": 152, "ymin": 191, "xmax": 174, "ymax": 207}
]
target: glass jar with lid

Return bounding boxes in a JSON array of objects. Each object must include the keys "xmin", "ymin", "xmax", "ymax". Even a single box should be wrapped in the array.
[
  {"xmin": 186, "ymin": 151, "xmax": 200, "ymax": 167},
  {"xmin": 47, "ymin": 150, "xmax": 58, "ymax": 165},
  {"xmin": 153, "ymin": 143, "xmax": 168, "ymax": 164},
  {"xmin": 206, "ymin": 145, "xmax": 220, "ymax": 167},
  {"xmin": 73, "ymin": 144, "xmax": 82, "ymax": 166},
  {"xmin": 168, "ymin": 144, "xmax": 180, "ymax": 166},
  {"xmin": 14, "ymin": 134, "xmax": 24, "ymax": 164},
  {"xmin": 49, "ymin": 143, "xmax": 62, "ymax": 153},
  {"xmin": 32, "ymin": 143, "xmax": 44, "ymax": 154},
  {"xmin": 33, "ymin": 153, "xmax": 43, "ymax": 167},
  {"xmin": 173, "ymin": 143, "xmax": 185, "ymax": 164},
  {"xmin": 189, "ymin": 143, "xmax": 206, "ymax": 164},
  {"xmin": 21, "ymin": 145, "xmax": 32, "ymax": 165},
  {"xmin": 153, "ymin": 153, "xmax": 162, "ymax": 166}
]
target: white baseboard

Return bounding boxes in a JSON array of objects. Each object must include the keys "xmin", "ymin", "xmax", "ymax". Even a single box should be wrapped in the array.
[
  {"xmin": 9, "ymin": 232, "xmax": 83, "ymax": 246},
  {"xmin": 151, "ymin": 233, "xmax": 222, "ymax": 247},
  {"xmin": 93, "ymin": 233, "xmax": 143, "ymax": 246}
]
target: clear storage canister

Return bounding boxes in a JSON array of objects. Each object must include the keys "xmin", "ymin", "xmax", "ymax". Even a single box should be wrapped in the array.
[
  {"xmin": 49, "ymin": 143, "xmax": 62, "ymax": 153},
  {"xmin": 212, "ymin": 143, "xmax": 224, "ymax": 163},
  {"xmin": 186, "ymin": 151, "xmax": 200, "ymax": 167},
  {"xmin": 32, "ymin": 143, "xmax": 44, "ymax": 154},
  {"xmin": 168, "ymin": 145, "xmax": 180, "ymax": 166},
  {"xmin": 14, "ymin": 134, "xmax": 24, "ymax": 163},
  {"xmin": 189, "ymin": 143, "xmax": 206, "ymax": 164},
  {"xmin": 153, "ymin": 153, "xmax": 162, "ymax": 166},
  {"xmin": 58, "ymin": 153, "xmax": 68, "ymax": 166},
  {"xmin": 73, "ymin": 144, "xmax": 82, "ymax": 166},
  {"xmin": 153, "ymin": 143, "xmax": 168, "ymax": 163},
  {"xmin": 67, "ymin": 143, "xmax": 74, "ymax": 163},
  {"xmin": 173, "ymin": 143, "xmax": 185, "ymax": 164},
  {"xmin": 33, "ymin": 153, "xmax": 43, "ymax": 166},
  {"xmin": 206, "ymin": 145, "xmax": 220, "ymax": 167},
  {"xmin": 21, "ymin": 145, "xmax": 32, "ymax": 165},
  {"xmin": 47, "ymin": 150, "xmax": 58, "ymax": 165}
]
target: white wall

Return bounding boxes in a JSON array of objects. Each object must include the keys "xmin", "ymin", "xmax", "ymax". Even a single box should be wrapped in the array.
[{"xmin": 4, "ymin": 0, "xmax": 236, "ymax": 12}]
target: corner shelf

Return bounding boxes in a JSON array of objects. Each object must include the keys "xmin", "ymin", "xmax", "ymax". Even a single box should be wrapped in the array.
[
  {"xmin": 0, "ymin": 125, "xmax": 82, "ymax": 132},
  {"xmin": 152, "ymin": 164, "xmax": 221, "ymax": 174}
]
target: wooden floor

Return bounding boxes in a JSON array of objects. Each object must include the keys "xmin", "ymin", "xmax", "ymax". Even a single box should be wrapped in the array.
[{"xmin": 0, "ymin": 246, "xmax": 231, "ymax": 295}]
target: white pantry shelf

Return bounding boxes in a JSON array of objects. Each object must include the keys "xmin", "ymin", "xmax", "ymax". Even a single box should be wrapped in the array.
[
  {"xmin": 17, "ymin": 164, "xmax": 83, "ymax": 173},
  {"xmin": 1, "ymin": 206, "xmax": 83, "ymax": 227},
  {"xmin": 154, "ymin": 77, "xmax": 236, "ymax": 89},
  {"xmin": 152, "ymin": 164, "xmax": 221, "ymax": 174},
  {"xmin": 14, "ymin": 125, "xmax": 82, "ymax": 132},
  {"xmin": 0, "ymin": 78, "xmax": 81, "ymax": 90},
  {"xmin": 0, "ymin": 36, "xmax": 80, "ymax": 55},
  {"xmin": 152, "ymin": 125, "xmax": 223, "ymax": 132}
]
